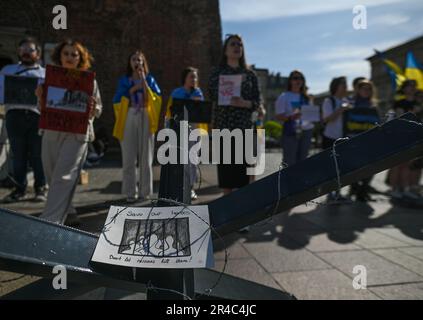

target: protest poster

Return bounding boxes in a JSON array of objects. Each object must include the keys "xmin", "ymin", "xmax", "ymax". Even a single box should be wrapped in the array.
[
  {"xmin": 39, "ymin": 65, "xmax": 95, "ymax": 134},
  {"xmin": 218, "ymin": 75, "xmax": 242, "ymax": 106},
  {"xmin": 343, "ymin": 107, "xmax": 380, "ymax": 137},
  {"xmin": 0, "ymin": 75, "xmax": 39, "ymax": 106},
  {"xmin": 92, "ymin": 205, "xmax": 214, "ymax": 269}
]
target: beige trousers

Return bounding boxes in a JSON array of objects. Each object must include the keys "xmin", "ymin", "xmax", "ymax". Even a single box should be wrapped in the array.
[
  {"xmin": 40, "ymin": 131, "xmax": 88, "ymax": 224},
  {"xmin": 121, "ymin": 108, "xmax": 154, "ymax": 199}
]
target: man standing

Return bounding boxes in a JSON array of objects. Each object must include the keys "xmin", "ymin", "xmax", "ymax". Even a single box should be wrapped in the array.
[{"xmin": 0, "ymin": 37, "xmax": 46, "ymax": 202}]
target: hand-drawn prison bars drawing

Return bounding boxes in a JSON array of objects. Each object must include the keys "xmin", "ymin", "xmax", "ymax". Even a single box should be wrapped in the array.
[{"xmin": 118, "ymin": 218, "xmax": 191, "ymax": 257}]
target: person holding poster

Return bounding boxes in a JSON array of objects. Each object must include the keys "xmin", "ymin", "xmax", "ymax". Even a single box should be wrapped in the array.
[
  {"xmin": 167, "ymin": 67, "xmax": 205, "ymax": 200},
  {"xmin": 112, "ymin": 50, "xmax": 162, "ymax": 203},
  {"xmin": 321, "ymin": 76, "xmax": 351, "ymax": 202},
  {"xmin": 37, "ymin": 40, "xmax": 102, "ymax": 226},
  {"xmin": 0, "ymin": 37, "xmax": 47, "ymax": 203},
  {"xmin": 275, "ymin": 70, "xmax": 314, "ymax": 167},
  {"xmin": 208, "ymin": 34, "xmax": 261, "ymax": 195}
]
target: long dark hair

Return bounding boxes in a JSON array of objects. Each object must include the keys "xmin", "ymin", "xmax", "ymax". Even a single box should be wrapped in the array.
[
  {"xmin": 126, "ymin": 50, "xmax": 150, "ymax": 77},
  {"xmin": 287, "ymin": 70, "xmax": 308, "ymax": 101},
  {"xmin": 181, "ymin": 66, "xmax": 199, "ymax": 86},
  {"xmin": 329, "ymin": 76, "xmax": 347, "ymax": 96},
  {"xmin": 219, "ymin": 34, "xmax": 248, "ymax": 69}
]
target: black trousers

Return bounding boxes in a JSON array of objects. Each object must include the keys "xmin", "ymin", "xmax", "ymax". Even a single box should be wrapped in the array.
[{"xmin": 5, "ymin": 110, "xmax": 46, "ymax": 192}]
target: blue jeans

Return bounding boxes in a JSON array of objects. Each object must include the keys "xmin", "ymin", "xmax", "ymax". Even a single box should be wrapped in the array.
[
  {"xmin": 281, "ymin": 129, "xmax": 313, "ymax": 167},
  {"xmin": 5, "ymin": 110, "xmax": 45, "ymax": 192}
]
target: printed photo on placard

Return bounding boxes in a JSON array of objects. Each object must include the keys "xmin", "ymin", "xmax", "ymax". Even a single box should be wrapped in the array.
[
  {"xmin": 46, "ymin": 86, "xmax": 89, "ymax": 113},
  {"xmin": 92, "ymin": 205, "xmax": 214, "ymax": 269}
]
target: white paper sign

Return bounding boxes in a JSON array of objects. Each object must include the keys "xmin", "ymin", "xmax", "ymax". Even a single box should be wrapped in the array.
[
  {"xmin": 218, "ymin": 75, "xmax": 242, "ymax": 106},
  {"xmin": 92, "ymin": 205, "xmax": 214, "ymax": 269},
  {"xmin": 300, "ymin": 104, "xmax": 321, "ymax": 122}
]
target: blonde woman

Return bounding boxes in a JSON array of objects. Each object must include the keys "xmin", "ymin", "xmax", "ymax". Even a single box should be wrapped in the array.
[{"xmin": 113, "ymin": 50, "xmax": 162, "ymax": 203}]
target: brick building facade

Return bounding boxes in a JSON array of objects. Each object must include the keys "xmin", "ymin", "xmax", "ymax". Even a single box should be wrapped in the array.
[{"xmin": 0, "ymin": 0, "xmax": 222, "ymax": 142}]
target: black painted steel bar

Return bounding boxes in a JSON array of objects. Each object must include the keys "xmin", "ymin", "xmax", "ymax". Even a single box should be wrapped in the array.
[
  {"xmin": 0, "ymin": 208, "xmax": 292, "ymax": 299},
  {"xmin": 1, "ymin": 113, "xmax": 422, "ymax": 299},
  {"xmin": 208, "ymin": 113, "xmax": 423, "ymax": 237}
]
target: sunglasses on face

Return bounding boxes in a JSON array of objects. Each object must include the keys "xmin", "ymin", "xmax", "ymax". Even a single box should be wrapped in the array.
[
  {"xmin": 291, "ymin": 76, "xmax": 304, "ymax": 81},
  {"xmin": 20, "ymin": 46, "xmax": 37, "ymax": 53},
  {"xmin": 62, "ymin": 51, "xmax": 80, "ymax": 58}
]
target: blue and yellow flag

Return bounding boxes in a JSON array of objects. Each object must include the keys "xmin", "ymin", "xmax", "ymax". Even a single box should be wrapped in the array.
[
  {"xmin": 375, "ymin": 50, "xmax": 406, "ymax": 91},
  {"xmin": 405, "ymin": 51, "xmax": 423, "ymax": 91},
  {"xmin": 112, "ymin": 75, "xmax": 162, "ymax": 141}
]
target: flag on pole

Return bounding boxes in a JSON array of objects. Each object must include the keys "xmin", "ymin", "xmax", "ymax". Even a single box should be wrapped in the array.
[{"xmin": 405, "ymin": 51, "xmax": 423, "ymax": 90}]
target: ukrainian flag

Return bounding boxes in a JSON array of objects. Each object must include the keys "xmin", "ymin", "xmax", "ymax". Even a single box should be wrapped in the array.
[
  {"xmin": 112, "ymin": 75, "xmax": 162, "ymax": 141},
  {"xmin": 375, "ymin": 50, "xmax": 406, "ymax": 91},
  {"xmin": 405, "ymin": 51, "xmax": 423, "ymax": 90}
]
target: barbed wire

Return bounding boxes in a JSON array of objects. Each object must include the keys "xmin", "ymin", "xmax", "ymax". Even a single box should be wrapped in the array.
[{"xmin": 100, "ymin": 196, "xmax": 228, "ymax": 300}]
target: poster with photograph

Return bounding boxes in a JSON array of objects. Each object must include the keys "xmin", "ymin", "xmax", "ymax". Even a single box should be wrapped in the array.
[
  {"xmin": 218, "ymin": 75, "xmax": 242, "ymax": 106},
  {"xmin": 91, "ymin": 205, "xmax": 214, "ymax": 269},
  {"xmin": 0, "ymin": 75, "xmax": 39, "ymax": 106},
  {"xmin": 39, "ymin": 65, "xmax": 95, "ymax": 134}
]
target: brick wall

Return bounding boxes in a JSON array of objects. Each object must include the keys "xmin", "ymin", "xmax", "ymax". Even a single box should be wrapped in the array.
[{"xmin": 0, "ymin": 0, "xmax": 222, "ymax": 144}]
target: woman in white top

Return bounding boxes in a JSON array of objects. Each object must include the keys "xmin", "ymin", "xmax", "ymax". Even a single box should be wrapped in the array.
[
  {"xmin": 321, "ymin": 76, "xmax": 350, "ymax": 149},
  {"xmin": 275, "ymin": 70, "xmax": 314, "ymax": 166},
  {"xmin": 36, "ymin": 39, "xmax": 102, "ymax": 226},
  {"xmin": 321, "ymin": 76, "xmax": 350, "ymax": 202}
]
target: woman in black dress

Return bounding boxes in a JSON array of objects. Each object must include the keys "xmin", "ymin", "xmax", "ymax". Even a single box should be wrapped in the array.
[{"xmin": 208, "ymin": 34, "xmax": 261, "ymax": 195}]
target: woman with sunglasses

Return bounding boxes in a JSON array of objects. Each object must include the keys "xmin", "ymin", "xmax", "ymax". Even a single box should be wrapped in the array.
[
  {"xmin": 275, "ymin": 70, "xmax": 314, "ymax": 167},
  {"xmin": 36, "ymin": 39, "xmax": 103, "ymax": 226},
  {"xmin": 208, "ymin": 34, "xmax": 261, "ymax": 195}
]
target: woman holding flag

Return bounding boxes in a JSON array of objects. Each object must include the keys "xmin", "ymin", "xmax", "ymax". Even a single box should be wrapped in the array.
[{"xmin": 113, "ymin": 50, "xmax": 162, "ymax": 203}]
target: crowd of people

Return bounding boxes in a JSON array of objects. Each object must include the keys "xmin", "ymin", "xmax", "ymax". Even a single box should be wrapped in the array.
[
  {"xmin": 0, "ymin": 34, "xmax": 422, "ymax": 227},
  {"xmin": 275, "ymin": 69, "xmax": 423, "ymax": 203}
]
